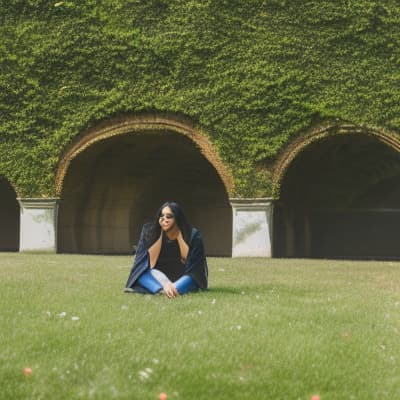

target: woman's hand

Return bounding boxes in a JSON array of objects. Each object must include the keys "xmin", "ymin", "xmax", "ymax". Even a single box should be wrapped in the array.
[{"xmin": 162, "ymin": 282, "xmax": 179, "ymax": 299}]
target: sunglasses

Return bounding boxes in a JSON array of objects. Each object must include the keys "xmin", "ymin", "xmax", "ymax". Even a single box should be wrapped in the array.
[{"xmin": 159, "ymin": 213, "xmax": 174, "ymax": 219}]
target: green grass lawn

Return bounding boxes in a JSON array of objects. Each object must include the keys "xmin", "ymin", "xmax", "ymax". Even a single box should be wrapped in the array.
[{"xmin": 1, "ymin": 253, "xmax": 400, "ymax": 400}]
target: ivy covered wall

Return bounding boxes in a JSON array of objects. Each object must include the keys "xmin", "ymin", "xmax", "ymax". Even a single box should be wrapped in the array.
[{"xmin": 1, "ymin": 0, "xmax": 400, "ymax": 197}]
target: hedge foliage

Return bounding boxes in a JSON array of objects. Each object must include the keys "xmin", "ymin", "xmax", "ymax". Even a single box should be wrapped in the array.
[{"xmin": 1, "ymin": 0, "xmax": 400, "ymax": 197}]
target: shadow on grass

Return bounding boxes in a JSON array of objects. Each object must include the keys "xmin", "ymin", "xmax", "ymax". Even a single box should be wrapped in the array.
[
  {"xmin": 207, "ymin": 286, "xmax": 252, "ymax": 295},
  {"xmin": 207, "ymin": 284, "xmax": 279, "ymax": 295}
]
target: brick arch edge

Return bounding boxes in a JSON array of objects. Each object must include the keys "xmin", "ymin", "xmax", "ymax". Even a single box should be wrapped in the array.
[
  {"xmin": 55, "ymin": 113, "xmax": 234, "ymax": 197},
  {"xmin": 271, "ymin": 120, "xmax": 400, "ymax": 199}
]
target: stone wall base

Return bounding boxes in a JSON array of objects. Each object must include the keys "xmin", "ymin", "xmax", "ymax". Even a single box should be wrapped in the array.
[
  {"xmin": 18, "ymin": 198, "xmax": 59, "ymax": 252},
  {"xmin": 230, "ymin": 198, "xmax": 273, "ymax": 257}
]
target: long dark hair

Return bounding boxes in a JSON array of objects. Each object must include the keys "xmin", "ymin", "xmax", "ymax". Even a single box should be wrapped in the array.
[{"xmin": 145, "ymin": 201, "xmax": 192, "ymax": 245}]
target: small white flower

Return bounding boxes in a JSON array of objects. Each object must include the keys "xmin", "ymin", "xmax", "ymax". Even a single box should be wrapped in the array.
[
  {"xmin": 198, "ymin": 310, "xmax": 203, "ymax": 315},
  {"xmin": 138, "ymin": 366, "xmax": 154, "ymax": 381},
  {"xmin": 211, "ymin": 299, "xmax": 216, "ymax": 305},
  {"xmin": 71, "ymin": 316, "xmax": 80, "ymax": 321},
  {"xmin": 138, "ymin": 370, "xmax": 150, "ymax": 380},
  {"xmin": 138, "ymin": 370, "xmax": 149, "ymax": 379},
  {"xmin": 152, "ymin": 358, "xmax": 159, "ymax": 364},
  {"xmin": 229, "ymin": 325, "xmax": 242, "ymax": 331},
  {"xmin": 58, "ymin": 312, "xmax": 67, "ymax": 318}
]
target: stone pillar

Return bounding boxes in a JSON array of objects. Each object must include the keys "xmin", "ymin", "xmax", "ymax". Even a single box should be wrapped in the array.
[
  {"xmin": 18, "ymin": 198, "xmax": 59, "ymax": 252},
  {"xmin": 230, "ymin": 198, "xmax": 274, "ymax": 257}
]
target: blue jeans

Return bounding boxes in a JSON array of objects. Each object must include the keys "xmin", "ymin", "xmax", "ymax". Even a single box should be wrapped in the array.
[{"xmin": 137, "ymin": 269, "xmax": 198, "ymax": 295}]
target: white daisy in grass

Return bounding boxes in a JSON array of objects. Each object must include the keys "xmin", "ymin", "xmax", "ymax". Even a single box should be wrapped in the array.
[
  {"xmin": 138, "ymin": 367, "xmax": 153, "ymax": 380},
  {"xmin": 229, "ymin": 325, "xmax": 242, "ymax": 331}
]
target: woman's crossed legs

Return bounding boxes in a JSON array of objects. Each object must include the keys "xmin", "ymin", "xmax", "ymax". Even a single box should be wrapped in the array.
[{"xmin": 137, "ymin": 269, "xmax": 198, "ymax": 296}]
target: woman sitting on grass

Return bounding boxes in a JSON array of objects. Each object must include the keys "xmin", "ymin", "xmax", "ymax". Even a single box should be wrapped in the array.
[{"xmin": 124, "ymin": 201, "xmax": 208, "ymax": 298}]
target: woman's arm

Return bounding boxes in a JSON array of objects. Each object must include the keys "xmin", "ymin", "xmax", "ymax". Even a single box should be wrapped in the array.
[
  {"xmin": 148, "ymin": 231, "xmax": 163, "ymax": 268},
  {"xmin": 150, "ymin": 269, "xmax": 179, "ymax": 298},
  {"xmin": 176, "ymin": 230, "xmax": 190, "ymax": 264}
]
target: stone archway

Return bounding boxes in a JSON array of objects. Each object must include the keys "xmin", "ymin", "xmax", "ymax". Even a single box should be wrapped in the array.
[
  {"xmin": 0, "ymin": 177, "xmax": 20, "ymax": 251},
  {"xmin": 272, "ymin": 122, "xmax": 400, "ymax": 259},
  {"xmin": 56, "ymin": 114, "xmax": 233, "ymax": 256}
]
